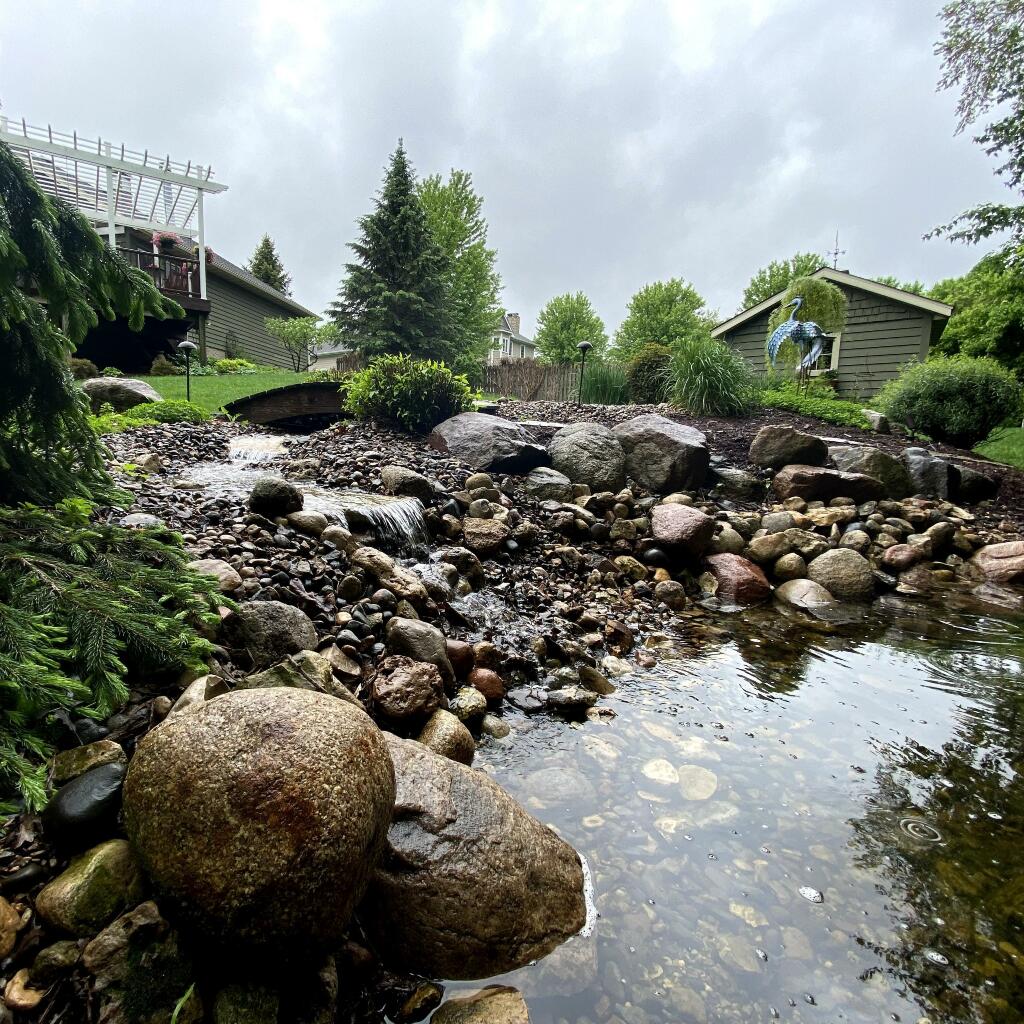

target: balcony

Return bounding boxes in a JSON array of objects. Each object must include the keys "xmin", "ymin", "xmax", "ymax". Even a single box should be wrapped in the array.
[{"xmin": 118, "ymin": 247, "xmax": 210, "ymax": 313}]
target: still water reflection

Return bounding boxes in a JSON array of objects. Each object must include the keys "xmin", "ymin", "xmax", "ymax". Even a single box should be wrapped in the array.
[{"xmin": 470, "ymin": 598, "xmax": 1024, "ymax": 1024}]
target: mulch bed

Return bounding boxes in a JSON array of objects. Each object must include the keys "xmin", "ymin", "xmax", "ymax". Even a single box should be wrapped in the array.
[{"xmin": 497, "ymin": 400, "xmax": 1024, "ymax": 532}]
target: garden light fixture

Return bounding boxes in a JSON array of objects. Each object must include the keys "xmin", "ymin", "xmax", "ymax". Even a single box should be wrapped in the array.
[
  {"xmin": 577, "ymin": 340, "xmax": 593, "ymax": 407},
  {"xmin": 177, "ymin": 339, "xmax": 198, "ymax": 402}
]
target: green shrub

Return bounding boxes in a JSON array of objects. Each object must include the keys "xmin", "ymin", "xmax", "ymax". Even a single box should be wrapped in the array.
[
  {"xmin": 669, "ymin": 336, "xmax": 756, "ymax": 416},
  {"xmin": 100, "ymin": 366, "xmax": 124, "ymax": 377},
  {"xmin": 70, "ymin": 357, "xmax": 99, "ymax": 380},
  {"xmin": 149, "ymin": 354, "xmax": 182, "ymax": 376},
  {"xmin": 877, "ymin": 356, "xmax": 1021, "ymax": 447},
  {"xmin": 626, "ymin": 344, "xmax": 671, "ymax": 403},
  {"xmin": 0, "ymin": 499, "xmax": 222, "ymax": 810},
  {"xmin": 91, "ymin": 400, "xmax": 207, "ymax": 435},
  {"xmin": 581, "ymin": 360, "xmax": 630, "ymax": 405},
  {"xmin": 307, "ymin": 368, "xmax": 353, "ymax": 385},
  {"xmin": 345, "ymin": 355, "xmax": 473, "ymax": 433},
  {"xmin": 212, "ymin": 358, "xmax": 258, "ymax": 375},
  {"xmin": 757, "ymin": 387, "xmax": 871, "ymax": 430}
]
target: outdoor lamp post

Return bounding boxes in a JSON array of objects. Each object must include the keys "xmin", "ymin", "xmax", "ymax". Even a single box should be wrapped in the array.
[
  {"xmin": 576, "ymin": 340, "xmax": 593, "ymax": 406},
  {"xmin": 177, "ymin": 339, "xmax": 198, "ymax": 402}
]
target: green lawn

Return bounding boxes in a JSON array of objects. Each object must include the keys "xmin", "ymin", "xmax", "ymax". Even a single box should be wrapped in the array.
[
  {"xmin": 140, "ymin": 371, "xmax": 308, "ymax": 414},
  {"xmin": 975, "ymin": 426, "xmax": 1024, "ymax": 470}
]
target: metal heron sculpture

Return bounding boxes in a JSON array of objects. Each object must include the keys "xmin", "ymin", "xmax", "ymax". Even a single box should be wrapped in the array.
[{"xmin": 766, "ymin": 297, "xmax": 827, "ymax": 373}]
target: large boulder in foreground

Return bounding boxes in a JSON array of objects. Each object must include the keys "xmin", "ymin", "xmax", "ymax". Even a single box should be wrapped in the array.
[
  {"xmin": 124, "ymin": 689, "xmax": 395, "ymax": 948},
  {"xmin": 221, "ymin": 600, "xmax": 318, "ymax": 668},
  {"xmin": 612, "ymin": 414, "xmax": 709, "ymax": 492},
  {"xmin": 81, "ymin": 377, "xmax": 161, "ymax": 412},
  {"xmin": 807, "ymin": 548, "xmax": 876, "ymax": 601},
  {"xmin": 428, "ymin": 413, "xmax": 548, "ymax": 472},
  {"xmin": 360, "ymin": 735, "xmax": 586, "ymax": 979},
  {"xmin": 547, "ymin": 423, "xmax": 626, "ymax": 492},
  {"xmin": 772, "ymin": 465, "xmax": 884, "ymax": 504},
  {"xmin": 749, "ymin": 425, "xmax": 827, "ymax": 469},
  {"xmin": 970, "ymin": 541, "xmax": 1024, "ymax": 584},
  {"xmin": 829, "ymin": 446, "xmax": 913, "ymax": 499}
]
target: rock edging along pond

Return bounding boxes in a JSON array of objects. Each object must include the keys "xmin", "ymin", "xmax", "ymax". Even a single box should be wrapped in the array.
[{"xmin": 3, "ymin": 406, "xmax": 1023, "ymax": 1021}]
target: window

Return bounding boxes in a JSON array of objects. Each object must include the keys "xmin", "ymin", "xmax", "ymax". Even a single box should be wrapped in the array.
[
  {"xmin": 809, "ymin": 333, "xmax": 841, "ymax": 375},
  {"xmin": 520, "ymin": 344, "xmax": 525, "ymax": 357}
]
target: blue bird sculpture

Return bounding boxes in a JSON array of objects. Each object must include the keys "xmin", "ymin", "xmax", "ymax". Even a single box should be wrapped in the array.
[{"xmin": 766, "ymin": 297, "xmax": 827, "ymax": 372}]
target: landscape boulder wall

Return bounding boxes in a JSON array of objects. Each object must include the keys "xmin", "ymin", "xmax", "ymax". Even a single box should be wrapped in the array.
[
  {"xmin": 749, "ymin": 425, "xmax": 827, "ymax": 470},
  {"xmin": 612, "ymin": 414, "xmax": 709, "ymax": 492},
  {"xmin": 970, "ymin": 541, "xmax": 1024, "ymax": 584},
  {"xmin": 428, "ymin": 413, "xmax": 549, "ymax": 472},
  {"xmin": 772, "ymin": 465, "xmax": 885, "ymax": 504},
  {"xmin": 124, "ymin": 689, "xmax": 395, "ymax": 948},
  {"xmin": 81, "ymin": 377, "xmax": 161, "ymax": 412},
  {"xmin": 829, "ymin": 446, "xmax": 913, "ymax": 499},
  {"xmin": 360, "ymin": 734, "xmax": 586, "ymax": 979},
  {"xmin": 547, "ymin": 422, "xmax": 626, "ymax": 492}
]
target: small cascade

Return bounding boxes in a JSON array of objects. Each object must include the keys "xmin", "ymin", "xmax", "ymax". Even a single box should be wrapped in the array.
[
  {"xmin": 306, "ymin": 490, "xmax": 429, "ymax": 556},
  {"xmin": 229, "ymin": 435, "xmax": 288, "ymax": 463}
]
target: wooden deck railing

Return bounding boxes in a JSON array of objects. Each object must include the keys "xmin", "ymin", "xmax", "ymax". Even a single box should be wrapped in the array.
[{"xmin": 119, "ymin": 247, "xmax": 201, "ymax": 300}]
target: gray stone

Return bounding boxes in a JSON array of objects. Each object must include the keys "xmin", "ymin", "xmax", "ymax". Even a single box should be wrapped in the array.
[
  {"xmin": 462, "ymin": 518, "xmax": 510, "ymax": 557},
  {"xmin": 124, "ymin": 689, "xmax": 396, "ymax": 947},
  {"xmin": 360, "ymin": 735, "xmax": 586, "ymax": 979},
  {"xmin": 429, "ymin": 413, "xmax": 549, "ymax": 472},
  {"xmin": 773, "ymin": 552, "xmax": 807, "ymax": 581},
  {"xmin": 861, "ymin": 409, "xmax": 890, "ymax": 433},
  {"xmin": 385, "ymin": 617, "xmax": 454, "ymax": 687},
  {"xmin": 774, "ymin": 578, "xmax": 837, "ymax": 611},
  {"xmin": 901, "ymin": 447, "xmax": 955, "ymax": 499},
  {"xmin": 773, "ymin": 464, "xmax": 885, "ymax": 504},
  {"xmin": 955, "ymin": 465, "xmax": 999, "ymax": 503},
  {"xmin": 711, "ymin": 524, "xmax": 747, "ymax": 555},
  {"xmin": 807, "ymin": 548, "xmax": 876, "ymax": 601},
  {"xmin": 761, "ymin": 511, "xmax": 796, "ymax": 534},
  {"xmin": 350, "ymin": 546, "xmax": 429, "ymax": 603},
  {"xmin": 829, "ymin": 446, "xmax": 913, "ymax": 498},
  {"xmin": 81, "ymin": 377, "xmax": 161, "ymax": 412},
  {"xmin": 382, "ymin": 465, "xmax": 436, "ymax": 502},
  {"xmin": 222, "ymin": 600, "xmax": 318, "ymax": 668},
  {"xmin": 187, "ymin": 557, "xmax": 243, "ymax": 593},
  {"xmin": 548, "ymin": 422, "xmax": 627, "ymax": 492},
  {"xmin": 170, "ymin": 673, "xmax": 229, "ymax": 716},
  {"xmin": 612, "ymin": 414, "xmax": 709, "ymax": 492},
  {"xmin": 650, "ymin": 503, "xmax": 715, "ymax": 556},
  {"xmin": 248, "ymin": 476, "xmax": 303, "ymax": 517},
  {"xmin": 524, "ymin": 467, "xmax": 575, "ymax": 502},
  {"xmin": 749, "ymin": 425, "xmax": 827, "ymax": 469},
  {"xmin": 711, "ymin": 466, "xmax": 762, "ymax": 500},
  {"xmin": 287, "ymin": 510, "xmax": 330, "ymax": 535}
]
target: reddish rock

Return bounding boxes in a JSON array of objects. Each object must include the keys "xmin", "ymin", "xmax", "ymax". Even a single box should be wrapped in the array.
[
  {"xmin": 468, "ymin": 667, "xmax": 504, "ymax": 702},
  {"xmin": 772, "ymin": 465, "xmax": 885, "ymax": 504},
  {"xmin": 650, "ymin": 504, "xmax": 715, "ymax": 557},
  {"xmin": 970, "ymin": 541, "xmax": 1024, "ymax": 584},
  {"xmin": 446, "ymin": 640, "xmax": 475, "ymax": 680},
  {"xmin": 881, "ymin": 543, "xmax": 923, "ymax": 572},
  {"xmin": 372, "ymin": 656, "xmax": 444, "ymax": 722},
  {"xmin": 702, "ymin": 554, "xmax": 771, "ymax": 605}
]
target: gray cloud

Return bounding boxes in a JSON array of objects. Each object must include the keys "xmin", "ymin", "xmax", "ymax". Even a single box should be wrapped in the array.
[{"xmin": 1, "ymin": 0, "xmax": 1007, "ymax": 336}]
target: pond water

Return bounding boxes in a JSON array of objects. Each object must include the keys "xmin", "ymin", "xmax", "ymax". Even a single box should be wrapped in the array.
[{"xmin": 466, "ymin": 598, "xmax": 1024, "ymax": 1024}]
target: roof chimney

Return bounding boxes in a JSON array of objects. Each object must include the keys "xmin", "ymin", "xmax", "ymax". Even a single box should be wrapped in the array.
[{"xmin": 507, "ymin": 312, "xmax": 521, "ymax": 335}]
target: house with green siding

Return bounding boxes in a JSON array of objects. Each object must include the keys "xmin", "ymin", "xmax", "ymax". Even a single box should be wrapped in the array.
[{"xmin": 713, "ymin": 268, "xmax": 953, "ymax": 397}]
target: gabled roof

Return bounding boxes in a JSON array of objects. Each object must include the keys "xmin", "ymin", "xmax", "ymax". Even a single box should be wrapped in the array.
[
  {"xmin": 712, "ymin": 267, "xmax": 953, "ymax": 338},
  {"xmin": 498, "ymin": 314, "xmax": 536, "ymax": 345}
]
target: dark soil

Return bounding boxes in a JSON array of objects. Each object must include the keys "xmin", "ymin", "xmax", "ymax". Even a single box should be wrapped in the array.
[{"xmin": 498, "ymin": 400, "xmax": 1024, "ymax": 532}]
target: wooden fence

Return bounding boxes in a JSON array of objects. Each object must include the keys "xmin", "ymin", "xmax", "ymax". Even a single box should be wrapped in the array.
[{"xmin": 482, "ymin": 359, "xmax": 578, "ymax": 401}]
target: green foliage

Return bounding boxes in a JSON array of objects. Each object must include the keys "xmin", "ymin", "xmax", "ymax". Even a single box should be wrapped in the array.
[
  {"xmin": 149, "ymin": 354, "xmax": 182, "ymax": 376},
  {"xmin": 222, "ymin": 328, "xmax": 245, "ymax": 360},
  {"xmin": 0, "ymin": 140, "xmax": 182, "ymax": 504},
  {"xmin": 91, "ymin": 400, "xmax": 208, "ymax": 435},
  {"xmin": 877, "ymin": 355, "xmax": 1021, "ymax": 447},
  {"xmin": 100, "ymin": 366, "xmax": 124, "ymax": 377},
  {"xmin": 875, "ymin": 275, "xmax": 927, "ymax": 295},
  {"xmin": 929, "ymin": 249, "xmax": 1024, "ymax": 373},
  {"xmin": 614, "ymin": 279, "xmax": 714, "ymax": 361},
  {"xmin": 418, "ymin": 169, "xmax": 502, "ymax": 377},
  {"xmin": 246, "ymin": 234, "xmax": 291, "ymax": 295},
  {"xmin": 669, "ymin": 336, "xmax": 756, "ymax": 416},
  {"xmin": 626, "ymin": 343, "xmax": 672, "ymax": 403},
  {"xmin": 345, "ymin": 355, "xmax": 473, "ymax": 434},
  {"xmin": 307, "ymin": 368, "xmax": 353, "ymax": 384},
  {"xmin": 766, "ymin": 276, "xmax": 847, "ymax": 373},
  {"xmin": 929, "ymin": 1, "xmax": 1024, "ymax": 253},
  {"xmin": 534, "ymin": 292, "xmax": 607, "ymax": 364},
  {"xmin": 0, "ymin": 499, "xmax": 222, "ymax": 809},
  {"xmin": 975, "ymin": 426, "xmax": 1024, "ymax": 468},
  {"xmin": 70, "ymin": 357, "xmax": 99, "ymax": 380},
  {"xmin": 580, "ymin": 361, "xmax": 629, "ymax": 405},
  {"xmin": 329, "ymin": 142, "xmax": 454, "ymax": 362},
  {"xmin": 756, "ymin": 378, "xmax": 872, "ymax": 429},
  {"xmin": 741, "ymin": 253, "xmax": 823, "ymax": 309},
  {"xmin": 212, "ymin": 358, "xmax": 258, "ymax": 375},
  {"xmin": 264, "ymin": 316, "xmax": 340, "ymax": 372}
]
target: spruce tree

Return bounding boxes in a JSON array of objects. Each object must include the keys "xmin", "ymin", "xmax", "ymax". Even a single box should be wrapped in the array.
[
  {"xmin": 247, "ymin": 233, "xmax": 292, "ymax": 294},
  {"xmin": 0, "ymin": 140, "xmax": 181, "ymax": 503},
  {"xmin": 329, "ymin": 142, "xmax": 452, "ymax": 361}
]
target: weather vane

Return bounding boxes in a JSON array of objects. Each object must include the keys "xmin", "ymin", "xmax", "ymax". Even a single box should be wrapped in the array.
[{"xmin": 826, "ymin": 229, "xmax": 846, "ymax": 270}]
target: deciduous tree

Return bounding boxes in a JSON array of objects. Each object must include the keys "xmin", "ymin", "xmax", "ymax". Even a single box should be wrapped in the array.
[
  {"xmin": 264, "ymin": 316, "xmax": 340, "ymax": 372},
  {"xmin": 614, "ymin": 278, "xmax": 714, "ymax": 362},
  {"xmin": 534, "ymin": 292, "xmax": 607, "ymax": 364},
  {"xmin": 740, "ymin": 252, "xmax": 823, "ymax": 309}
]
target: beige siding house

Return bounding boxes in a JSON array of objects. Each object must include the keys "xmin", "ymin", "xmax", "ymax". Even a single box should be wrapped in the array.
[
  {"xmin": 489, "ymin": 313, "xmax": 538, "ymax": 364},
  {"xmin": 713, "ymin": 269, "xmax": 953, "ymax": 397}
]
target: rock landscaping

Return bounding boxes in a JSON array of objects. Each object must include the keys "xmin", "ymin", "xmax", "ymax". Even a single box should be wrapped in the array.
[{"xmin": 4, "ymin": 400, "xmax": 1024, "ymax": 1022}]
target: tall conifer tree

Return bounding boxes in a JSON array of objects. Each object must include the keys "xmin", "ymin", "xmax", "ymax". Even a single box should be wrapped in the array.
[
  {"xmin": 247, "ymin": 234, "xmax": 292, "ymax": 294},
  {"xmin": 329, "ymin": 142, "xmax": 452, "ymax": 361}
]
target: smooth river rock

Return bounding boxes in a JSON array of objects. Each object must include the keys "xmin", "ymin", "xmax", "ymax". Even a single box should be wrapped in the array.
[
  {"xmin": 970, "ymin": 541, "xmax": 1024, "ymax": 584},
  {"xmin": 772, "ymin": 464, "xmax": 885, "ymax": 504},
  {"xmin": 124, "ymin": 689, "xmax": 396, "ymax": 948},
  {"xmin": 612, "ymin": 414, "xmax": 709, "ymax": 492},
  {"xmin": 749, "ymin": 425, "xmax": 827, "ymax": 469},
  {"xmin": 547, "ymin": 422, "xmax": 627, "ymax": 492},
  {"xmin": 221, "ymin": 600, "xmax": 318, "ymax": 668},
  {"xmin": 651, "ymin": 503, "xmax": 715, "ymax": 557},
  {"xmin": 81, "ymin": 377, "xmax": 161, "ymax": 412},
  {"xmin": 429, "ymin": 413, "xmax": 549, "ymax": 472},
  {"xmin": 807, "ymin": 548, "xmax": 876, "ymax": 601},
  {"xmin": 360, "ymin": 734, "xmax": 586, "ymax": 979},
  {"xmin": 702, "ymin": 553, "xmax": 771, "ymax": 604}
]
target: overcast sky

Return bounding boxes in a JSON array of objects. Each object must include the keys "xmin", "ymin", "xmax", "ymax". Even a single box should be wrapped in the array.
[{"xmin": 1, "ymin": 0, "xmax": 1009, "ymax": 336}]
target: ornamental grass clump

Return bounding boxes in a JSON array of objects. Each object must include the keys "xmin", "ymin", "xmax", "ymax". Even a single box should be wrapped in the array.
[
  {"xmin": 877, "ymin": 356, "xmax": 1021, "ymax": 447},
  {"xmin": 669, "ymin": 335, "xmax": 756, "ymax": 416},
  {"xmin": 581, "ymin": 360, "xmax": 630, "ymax": 405},
  {"xmin": 345, "ymin": 354, "xmax": 473, "ymax": 433}
]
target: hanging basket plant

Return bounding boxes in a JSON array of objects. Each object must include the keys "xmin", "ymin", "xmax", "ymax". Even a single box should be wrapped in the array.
[{"xmin": 152, "ymin": 230, "xmax": 181, "ymax": 251}]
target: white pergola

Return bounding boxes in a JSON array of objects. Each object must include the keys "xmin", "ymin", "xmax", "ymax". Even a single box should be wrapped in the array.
[{"xmin": 0, "ymin": 114, "xmax": 227, "ymax": 300}]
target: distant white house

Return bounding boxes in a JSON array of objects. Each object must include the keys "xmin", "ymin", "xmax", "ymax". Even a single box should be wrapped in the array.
[
  {"xmin": 310, "ymin": 311, "xmax": 539, "ymax": 371},
  {"xmin": 488, "ymin": 313, "xmax": 538, "ymax": 364}
]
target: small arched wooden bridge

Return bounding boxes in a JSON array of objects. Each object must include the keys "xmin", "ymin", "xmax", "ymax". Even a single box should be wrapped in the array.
[{"xmin": 222, "ymin": 381, "xmax": 346, "ymax": 426}]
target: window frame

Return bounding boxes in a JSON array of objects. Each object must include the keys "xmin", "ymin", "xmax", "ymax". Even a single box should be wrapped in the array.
[{"xmin": 808, "ymin": 332, "xmax": 841, "ymax": 376}]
